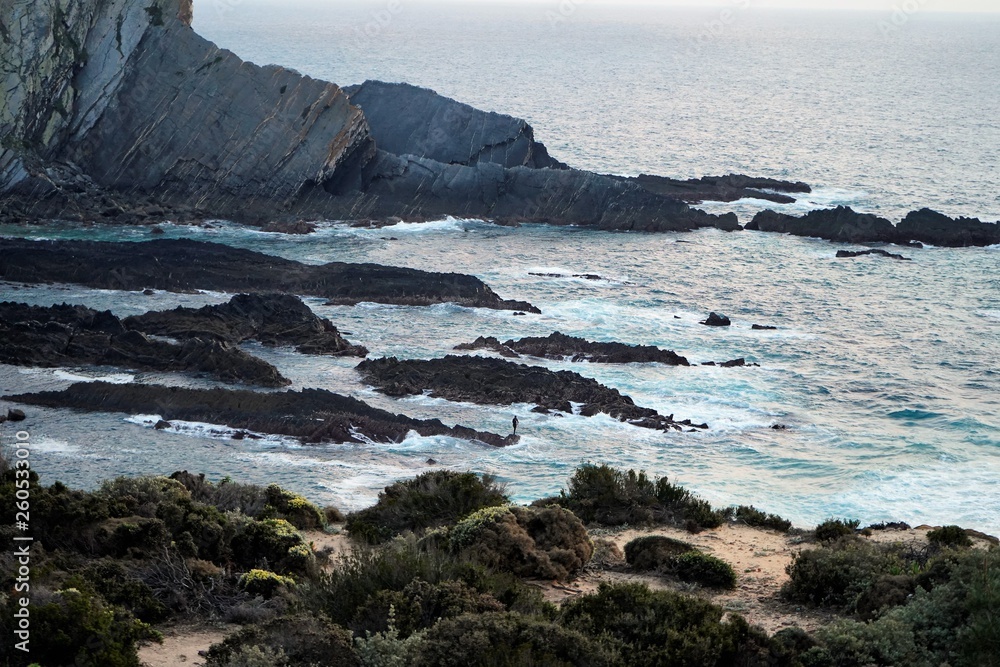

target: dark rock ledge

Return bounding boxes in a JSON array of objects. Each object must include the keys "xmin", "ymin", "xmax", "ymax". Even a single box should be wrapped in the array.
[
  {"xmin": 0, "ymin": 302, "xmax": 288, "ymax": 387},
  {"xmin": 747, "ymin": 207, "xmax": 1000, "ymax": 248},
  {"xmin": 4, "ymin": 382, "xmax": 516, "ymax": 448},
  {"xmin": 124, "ymin": 293, "xmax": 368, "ymax": 356},
  {"xmin": 0, "ymin": 238, "xmax": 539, "ymax": 313},
  {"xmin": 455, "ymin": 333, "xmax": 691, "ymax": 366},
  {"xmin": 356, "ymin": 355, "xmax": 706, "ymax": 432},
  {"xmin": 836, "ymin": 249, "xmax": 911, "ymax": 261}
]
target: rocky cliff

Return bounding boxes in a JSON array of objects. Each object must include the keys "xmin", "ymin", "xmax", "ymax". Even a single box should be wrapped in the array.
[
  {"xmin": 1, "ymin": 0, "xmax": 373, "ymax": 218},
  {"xmin": 0, "ymin": 0, "xmax": 742, "ymax": 231}
]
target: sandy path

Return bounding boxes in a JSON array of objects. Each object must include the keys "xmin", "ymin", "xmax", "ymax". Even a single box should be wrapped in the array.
[{"xmin": 139, "ymin": 624, "xmax": 233, "ymax": 667}]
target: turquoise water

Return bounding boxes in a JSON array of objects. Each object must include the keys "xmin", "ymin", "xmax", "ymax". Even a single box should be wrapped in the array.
[{"xmin": 2, "ymin": 219, "xmax": 998, "ymax": 534}]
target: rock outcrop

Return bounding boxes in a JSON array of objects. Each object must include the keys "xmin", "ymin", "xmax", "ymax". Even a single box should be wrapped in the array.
[
  {"xmin": 0, "ymin": 301, "xmax": 288, "ymax": 386},
  {"xmin": 345, "ymin": 81, "xmax": 566, "ymax": 170},
  {"xmin": 356, "ymin": 355, "xmax": 705, "ymax": 432},
  {"xmin": 4, "ymin": 382, "xmax": 516, "ymax": 447},
  {"xmin": 748, "ymin": 206, "xmax": 999, "ymax": 248},
  {"xmin": 124, "ymin": 293, "xmax": 368, "ymax": 356},
  {"xmin": 1, "ymin": 0, "xmax": 373, "ymax": 218},
  {"xmin": 0, "ymin": 0, "xmax": 742, "ymax": 232},
  {"xmin": 700, "ymin": 313, "xmax": 731, "ymax": 327},
  {"xmin": 455, "ymin": 332, "xmax": 691, "ymax": 366},
  {"xmin": 0, "ymin": 238, "xmax": 539, "ymax": 312},
  {"xmin": 896, "ymin": 208, "xmax": 1000, "ymax": 247}
]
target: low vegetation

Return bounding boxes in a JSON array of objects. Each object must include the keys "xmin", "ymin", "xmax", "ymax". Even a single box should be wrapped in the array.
[{"xmin": 1, "ymin": 458, "xmax": 996, "ymax": 667}]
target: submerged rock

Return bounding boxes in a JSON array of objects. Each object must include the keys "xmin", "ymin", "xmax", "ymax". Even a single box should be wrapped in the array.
[
  {"xmin": 0, "ymin": 238, "xmax": 538, "ymax": 313},
  {"xmin": 125, "ymin": 293, "xmax": 368, "ymax": 356},
  {"xmin": 836, "ymin": 249, "xmax": 911, "ymax": 261},
  {"xmin": 356, "ymin": 355, "xmax": 702, "ymax": 432},
  {"xmin": 700, "ymin": 313, "xmax": 732, "ymax": 327},
  {"xmin": 456, "ymin": 332, "xmax": 690, "ymax": 366},
  {"xmin": 0, "ymin": 301, "xmax": 288, "ymax": 387},
  {"xmin": 4, "ymin": 382, "xmax": 513, "ymax": 447}
]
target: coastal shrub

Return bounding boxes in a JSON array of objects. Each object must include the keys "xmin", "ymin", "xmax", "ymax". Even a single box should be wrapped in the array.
[
  {"xmin": 345, "ymin": 471, "xmax": 508, "ymax": 544},
  {"xmin": 725, "ymin": 505, "xmax": 793, "ymax": 533},
  {"xmin": 591, "ymin": 537, "xmax": 626, "ymax": 567},
  {"xmin": 213, "ymin": 645, "xmax": 289, "ymax": 667},
  {"xmin": 170, "ymin": 471, "xmax": 327, "ymax": 529},
  {"xmin": 205, "ymin": 614, "xmax": 360, "ymax": 667},
  {"xmin": 854, "ymin": 574, "xmax": 917, "ymax": 620},
  {"xmin": 814, "ymin": 518, "xmax": 860, "ymax": 543},
  {"xmin": 559, "ymin": 582, "xmax": 772, "ymax": 667},
  {"xmin": 409, "ymin": 612, "xmax": 622, "ymax": 667},
  {"xmin": 927, "ymin": 525, "xmax": 973, "ymax": 548},
  {"xmin": 782, "ymin": 538, "xmax": 906, "ymax": 612},
  {"xmin": 72, "ymin": 560, "xmax": 170, "ymax": 623},
  {"xmin": 239, "ymin": 569, "xmax": 296, "ymax": 599},
  {"xmin": 350, "ymin": 579, "xmax": 504, "ymax": 638},
  {"xmin": 231, "ymin": 518, "xmax": 311, "ymax": 575},
  {"xmin": 14, "ymin": 587, "xmax": 160, "ymax": 667},
  {"xmin": 556, "ymin": 464, "xmax": 725, "ymax": 530},
  {"xmin": 624, "ymin": 535, "xmax": 696, "ymax": 570},
  {"xmin": 671, "ymin": 552, "xmax": 739, "ymax": 589},
  {"xmin": 353, "ymin": 615, "xmax": 427, "ymax": 667},
  {"xmin": 317, "ymin": 536, "xmax": 550, "ymax": 628},
  {"xmin": 263, "ymin": 483, "xmax": 326, "ymax": 530},
  {"xmin": 450, "ymin": 505, "xmax": 593, "ymax": 581}
]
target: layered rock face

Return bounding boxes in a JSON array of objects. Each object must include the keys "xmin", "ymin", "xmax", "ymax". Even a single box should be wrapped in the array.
[
  {"xmin": 1, "ymin": 0, "xmax": 373, "ymax": 216},
  {"xmin": 345, "ymin": 81, "xmax": 566, "ymax": 170}
]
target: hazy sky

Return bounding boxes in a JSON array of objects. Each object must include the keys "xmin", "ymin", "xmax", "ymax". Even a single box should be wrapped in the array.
[{"xmin": 345, "ymin": 0, "xmax": 1000, "ymax": 12}]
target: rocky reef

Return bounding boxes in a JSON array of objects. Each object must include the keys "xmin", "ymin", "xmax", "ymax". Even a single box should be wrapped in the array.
[
  {"xmin": 836, "ymin": 249, "xmax": 911, "ymax": 261},
  {"xmin": 748, "ymin": 206, "xmax": 1000, "ymax": 247},
  {"xmin": 0, "ymin": 238, "xmax": 538, "ymax": 312},
  {"xmin": 0, "ymin": 301, "xmax": 288, "ymax": 386},
  {"xmin": 5, "ymin": 381, "xmax": 515, "ymax": 447},
  {"xmin": 356, "ymin": 355, "xmax": 705, "ymax": 432},
  {"xmin": 124, "ymin": 293, "xmax": 368, "ymax": 356},
  {"xmin": 455, "ymin": 332, "xmax": 691, "ymax": 366},
  {"xmin": 626, "ymin": 173, "xmax": 811, "ymax": 205}
]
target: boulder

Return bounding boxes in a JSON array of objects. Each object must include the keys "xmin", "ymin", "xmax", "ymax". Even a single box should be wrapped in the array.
[
  {"xmin": 700, "ymin": 312, "xmax": 731, "ymax": 327},
  {"xmin": 7, "ymin": 409, "xmax": 26, "ymax": 422}
]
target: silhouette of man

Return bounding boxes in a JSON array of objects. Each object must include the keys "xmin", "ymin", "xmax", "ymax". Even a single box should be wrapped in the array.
[{"xmin": 512, "ymin": 415, "xmax": 519, "ymax": 435}]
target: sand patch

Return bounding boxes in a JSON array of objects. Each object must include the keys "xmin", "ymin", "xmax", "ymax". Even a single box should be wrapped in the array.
[{"xmin": 139, "ymin": 623, "xmax": 233, "ymax": 667}]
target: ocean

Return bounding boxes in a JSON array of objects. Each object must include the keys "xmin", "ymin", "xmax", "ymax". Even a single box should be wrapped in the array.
[{"xmin": 1, "ymin": 1, "xmax": 998, "ymax": 533}]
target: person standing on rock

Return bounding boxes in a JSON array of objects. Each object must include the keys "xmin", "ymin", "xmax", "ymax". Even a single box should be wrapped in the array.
[{"xmin": 512, "ymin": 415, "xmax": 519, "ymax": 435}]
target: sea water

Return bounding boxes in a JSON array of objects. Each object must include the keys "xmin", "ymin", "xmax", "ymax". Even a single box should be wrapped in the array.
[{"xmin": 1, "ymin": 2, "xmax": 998, "ymax": 532}]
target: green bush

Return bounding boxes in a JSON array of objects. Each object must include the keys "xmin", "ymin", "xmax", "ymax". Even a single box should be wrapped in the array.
[
  {"xmin": 231, "ymin": 518, "xmax": 311, "ymax": 575},
  {"xmin": 726, "ymin": 505, "xmax": 793, "ymax": 532},
  {"xmin": 671, "ymin": 551, "xmax": 738, "ymax": 589},
  {"xmin": 559, "ymin": 582, "xmax": 772, "ymax": 667},
  {"xmin": 72, "ymin": 560, "xmax": 170, "ymax": 623},
  {"xmin": 346, "ymin": 471, "xmax": 508, "ymax": 544},
  {"xmin": 409, "ymin": 612, "xmax": 622, "ymax": 667},
  {"xmin": 317, "ymin": 537, "xmax": 551, "ymax": 629},
  {"xmin": 814, "ymin": 518, "xmax": 860, "ymax": 543},
  {"xmin": 624, "ymin": 535, "xmax": 696, "ymax": 570},
  {"xmin": 927, "ymin": 525, "xmax": 972, "ymax": 548},
  {"xmin": 239, "ymin": 569, "xmax": 296, "ymax": 599},
  {"xmin": 6, "ymin": 588, "xmax": 160, "ymax": 667},
  {"xmin": 350, "ymin": 579, "xmax": 504, "ymax": 638},
  {"xmin": 782, "ymin": 538, "xmax": 908, "ymax": 612},
  {"xmin": 205, "ymin": 614, "xmax": 359, "ymax": 667},
  {"xmin": 450, "ymin": 505, "xmax": 593, "ymax": 581},
  {"xmin": 554, "ymin": 464, "xmax": 725, "ymax": 531}
]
